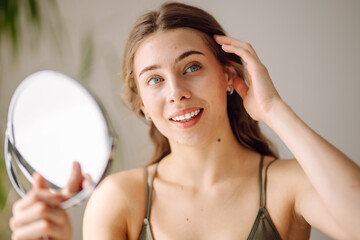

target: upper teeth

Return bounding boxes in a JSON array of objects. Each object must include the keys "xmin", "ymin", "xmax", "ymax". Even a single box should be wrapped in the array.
[{"xmin": 172, "ymin": 109, "xmax": 201, "ymax": 122}]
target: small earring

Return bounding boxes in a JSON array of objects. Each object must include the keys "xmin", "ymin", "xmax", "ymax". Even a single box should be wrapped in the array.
[
  {"xmin": 227, "ymin": 85, "xmax": 234, "ymax": 95},
  {"xmin": 145, "ymin": 113, "xmax": 151, "ymax": 121}
]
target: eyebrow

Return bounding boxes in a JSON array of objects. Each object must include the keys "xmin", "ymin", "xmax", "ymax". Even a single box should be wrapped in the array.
[
  {"xmin": 138, "ymin": 50, "xmax": 204, "ymax": 78},
  {"xmin": 138, "ymin": 64, "xmax": 161, "ymax": 78},
  {"xmin": 175, "ymin": 50, "xmax": 204, "ymax": 64}
]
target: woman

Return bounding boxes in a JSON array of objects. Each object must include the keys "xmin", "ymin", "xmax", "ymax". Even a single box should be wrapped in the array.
[{"xmin": 10, "ymin": 2, "xmax": 360, "ymax": 240}]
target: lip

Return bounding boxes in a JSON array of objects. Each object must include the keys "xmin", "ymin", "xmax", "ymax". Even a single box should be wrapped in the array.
[
  {"xmin": 169, "ymin": 107, "xmax": 203, "ymax": 129},
  {"xmin": 168, "ymin": 107, "xmax": 203, "ymax": 120}
]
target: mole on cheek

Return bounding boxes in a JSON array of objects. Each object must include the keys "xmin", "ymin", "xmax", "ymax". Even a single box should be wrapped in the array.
[{"xmin": 217, "ymin": 138, "xmax": 221, "ymax": 142}]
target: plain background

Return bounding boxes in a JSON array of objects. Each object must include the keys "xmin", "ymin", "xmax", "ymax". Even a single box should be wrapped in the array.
[{"xmin": 1, "ymin": 0, "xmax": 359, "ymax": 239}]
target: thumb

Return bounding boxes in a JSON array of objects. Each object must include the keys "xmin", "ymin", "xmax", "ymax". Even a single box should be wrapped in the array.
[
  {"xmin": 62, "ymin": 161, "xmax": 84, "ymax": 197},
  {"xmin": 32, "ymin": 172, "xmax": 49, "ymax": 191},
  {"xmin": 82, "ymin": 173, "xmax": 93, "ymax": 190}
]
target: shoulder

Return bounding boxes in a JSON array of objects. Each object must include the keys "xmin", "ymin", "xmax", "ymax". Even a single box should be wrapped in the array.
[
  {"xmin": 89, "ymin": 167, "xmax": 146, "ymax": 206},
  {"xmin": 99, "ymin": 168, "xmax": 146, "ymax": 197},
  {"xmin": 261, "ymin": 157, "xmax": 312, "ymax": 213},
  {"xmin": 265, "ymin": 157, "xmax": 306, "ymax": 180},
  {"xmin": 262, "ymin": 157, "xmax": 312, "ymax": 233},
  {"xmin": 83, "ymin": 167, "xmax": 149, "ymax": 239},
  {"xmin": 265, "ymin": 157, "xmax": 310, "ymax": 193}
]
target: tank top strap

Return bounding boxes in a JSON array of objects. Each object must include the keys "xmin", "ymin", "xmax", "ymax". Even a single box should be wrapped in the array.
[
  {"xmin": 261, "ymin": 157, "xmax": 278, "ymax": 208},
  {"xmin": 144, "ymin": 163, "xmax": 160, "ymax": 220},
  {"xmin": 258, "ymin": 155, "xmax": 265, "ymax": 207}
]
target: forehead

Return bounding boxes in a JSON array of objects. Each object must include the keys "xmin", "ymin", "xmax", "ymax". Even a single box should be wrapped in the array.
[{"xmin": 134, "ymin": 28, "xmax": 212, "ymax": 73}]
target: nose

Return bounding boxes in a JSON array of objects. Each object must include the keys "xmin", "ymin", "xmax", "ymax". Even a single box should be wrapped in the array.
[{"xmin": 167, "ymin": 76, "xmax": 191, "ymax": 103}]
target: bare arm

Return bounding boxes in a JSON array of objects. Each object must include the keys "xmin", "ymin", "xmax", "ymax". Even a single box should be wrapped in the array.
[
  {"xmin": 214, "ymin": 34, "xmax": 360, "ymax": 239},
  {"xmin": 267, "ymin": 101, "xmax": 360, "ymax": 239}
]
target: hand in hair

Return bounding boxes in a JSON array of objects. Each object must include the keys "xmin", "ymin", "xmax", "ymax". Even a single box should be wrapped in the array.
[{"xmin": 214, "ymin": 35, "xmax": 282, "ymax": 123}]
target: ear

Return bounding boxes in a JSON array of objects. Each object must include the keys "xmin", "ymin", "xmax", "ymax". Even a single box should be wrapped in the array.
[
  {"xmin": 224, "ymin": 65, "xmax": 238, "ymax": 88},
  {"xmin": 224, "ymin": 65, "xmax": 249, "ymax": 99}
]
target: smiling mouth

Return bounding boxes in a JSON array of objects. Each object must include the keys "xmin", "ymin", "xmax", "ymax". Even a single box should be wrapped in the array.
[{"xmin": 170, "ymin": 109, "xmax": 203, "ymax": 122}]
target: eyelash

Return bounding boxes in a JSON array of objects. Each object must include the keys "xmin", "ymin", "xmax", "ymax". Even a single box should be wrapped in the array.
[
  {"xmin": 145, "ymin": 63, "xmax": 202, "ymax": 86},
  {"xmin": 185, "ymin": 63, "xmax": 202, "ymax": 73},
  {"xmin": 146, "ymin": 76, "xmax": 163, "ymax": 86}
]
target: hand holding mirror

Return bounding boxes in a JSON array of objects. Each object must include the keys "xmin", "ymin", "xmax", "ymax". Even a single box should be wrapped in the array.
[{"xmin": 4, "ymin": 70, "xmax": 115, "ymax": 208}]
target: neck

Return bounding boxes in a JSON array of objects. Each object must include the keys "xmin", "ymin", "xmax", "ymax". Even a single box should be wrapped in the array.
[{"xmin": 161, "ymin": 126, "xmax": 256, "ymax": 189}]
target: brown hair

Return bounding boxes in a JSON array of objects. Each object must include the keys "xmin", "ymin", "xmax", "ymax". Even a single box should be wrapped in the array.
[{"xmin": 122, "ymin": 2, "xmax": 278, "ymax": 164}]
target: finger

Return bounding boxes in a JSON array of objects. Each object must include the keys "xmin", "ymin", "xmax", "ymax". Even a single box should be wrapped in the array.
[
  {"xmin": 233, "ymin": 77, "xmax": 249, "ymax": 100},
  {"xmin": 62, "ymin": 161, "xmax": 84, "ymax": 197},
  {"xmin": 214, "ymin": 34, "xmax": 258, "ymax": 58},
  {"xmin": 13, "ymin": 190, "xmax": 65, "ymax": 214},
  {"xmin": 214, "ymin": 35, "xmax": 259, "ymax": 59},
  {"xmin": 82, "ymin": 173, "xmax": 93, "ymax": 190},
  {"xmin": 221, "ymin": 44, "xmax": 255, "ymax": 87},
  {"xmin": 11, "ymin": 202, "xmax": 66, "ymax": 230},
  {"xmin": 32, "ymin": 173, "xmax": 49, "ymax": 191},
  {"xmin": 11, "ymin": 219, "xmax": 63, "ymax": 240},
  {"xmin": 221, "ymin": 44, "xmax": 258, "ymax": 69}
]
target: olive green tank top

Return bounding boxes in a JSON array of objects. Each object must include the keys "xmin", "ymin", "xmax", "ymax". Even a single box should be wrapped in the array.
[{"xmin": 138, "ymin": 155, "xmax": 282, "ymax": 240}]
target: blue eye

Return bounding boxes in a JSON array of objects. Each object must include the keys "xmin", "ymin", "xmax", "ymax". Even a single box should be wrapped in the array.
[
  {"xmin": 148, "ymin": 77, "xmax": 163, "ymax": 86},
  {"xmin": 186, "ymin": 64, "xmax": 201, "ymax": 73}
]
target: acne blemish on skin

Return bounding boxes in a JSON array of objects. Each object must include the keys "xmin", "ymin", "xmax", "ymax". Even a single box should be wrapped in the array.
[{"xmin": 217, "ymin": 138, "xmax": 221, "ymax": 142}]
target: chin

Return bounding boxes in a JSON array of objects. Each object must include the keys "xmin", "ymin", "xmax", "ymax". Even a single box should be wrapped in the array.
[{"xmin": 170, "ymin": 133, "xmax": 210, "ymax": 147}]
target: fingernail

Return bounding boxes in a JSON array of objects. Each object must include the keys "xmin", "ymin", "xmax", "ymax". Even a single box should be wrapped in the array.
[
  {"xmin": 32, "ymin": 172, "xmax": 40, "ymax": 178},
  {"xmin": 83, "ymin": 174, "xmax": 93, "ymax": 189}
]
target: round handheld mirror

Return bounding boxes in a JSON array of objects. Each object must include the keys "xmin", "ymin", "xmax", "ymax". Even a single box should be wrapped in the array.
[{"xmin": 4, "ymin": 70, "xmax": 115, "ymax": 209}]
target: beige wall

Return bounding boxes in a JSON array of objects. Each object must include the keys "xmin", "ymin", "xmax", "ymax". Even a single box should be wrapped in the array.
[{"xmin": 1, "ymin": 1, "xmax": 359, "ymax": 239}]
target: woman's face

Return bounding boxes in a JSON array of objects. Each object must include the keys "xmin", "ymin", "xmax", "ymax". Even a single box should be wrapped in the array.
[{"xmin": 134, "ymin": 28, "xmax": 232, "ymax": 146}]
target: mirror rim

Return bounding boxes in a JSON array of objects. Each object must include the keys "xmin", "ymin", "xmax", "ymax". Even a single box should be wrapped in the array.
[{"xmin": 4, "ymin": 70, "xmax": 116, "ymax": 209}]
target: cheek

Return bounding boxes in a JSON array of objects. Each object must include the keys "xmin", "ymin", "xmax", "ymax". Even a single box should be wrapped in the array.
[
  {"xmin": 202, "ymin": 69, "xmax": 227, "ymax": 92},
  {"xmin": 217, "ymin": 71, "xmax": 229, "ymax": 90},
  {"xmin": 142, "ymin": 97, "xmax": 154, "ymax": 113},
  {"xmin": 208, "ymin": 74, "xmax": 228, "ymax": 103},
  {"xmin": 141, "ymin": 92, "xmax": 163, "ymax": 116},
  {"xmin": 138, "ymin": 89, "xmax": 151, "ymax": 112},
  {"xmin": 210, "ymin": 73, "xmax": 229, "ymax": 119}
]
